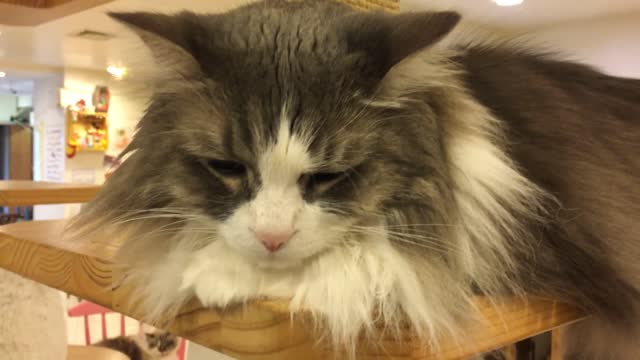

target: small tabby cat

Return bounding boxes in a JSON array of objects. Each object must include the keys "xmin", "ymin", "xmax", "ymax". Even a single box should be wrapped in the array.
[
  {"xmin": 68, "ymin": 0, "xmax": 640, "ymax": 358},
  {"xmin": 95, "ymin": 329, "xmax": 178, "ymax": 360}
]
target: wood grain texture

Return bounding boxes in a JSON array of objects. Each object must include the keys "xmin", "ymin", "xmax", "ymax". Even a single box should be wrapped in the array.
[
  {"xmin": 550, "ymin": 328, "xmax": 566, "ymax": 360},
  {"xmin": 0, "ymin": 0, "xmax": 74, "ymax": 8},
  {"xmin": 0, "ymin": 219, "xmax": 586, "ymax": 359},
  {"xmin": 0, "ymin": 180, "xmax": 100, "ymax": 206},
  {"xmin": 341, "ymin": 0, "xmax": 399, "ymax": 12},
  {"xmin": 0, "ymin": 0, "xmax": 113, "ymax": 26},
  {"xmin": 0, "ymin": 220, "xmax": 113, "ymax": 305}
]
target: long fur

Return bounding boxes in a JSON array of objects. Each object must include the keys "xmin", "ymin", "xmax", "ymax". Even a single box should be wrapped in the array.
[
  {"xmin": 67, "ymin": 52, "xmax": 546, "ymax": 354},
  {"xmin": 66, "ymin": 1, "xmax": 640, "ymax": 358}
]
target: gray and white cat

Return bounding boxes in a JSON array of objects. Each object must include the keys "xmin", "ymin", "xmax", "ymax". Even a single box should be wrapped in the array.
[{"xmin": 68, "ymin": 1, "xmax": 640, "ymax": 358}]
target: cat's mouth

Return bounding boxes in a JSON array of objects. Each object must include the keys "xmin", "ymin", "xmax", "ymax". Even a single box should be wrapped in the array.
[
  {"xmin": 248, "ymin": 245, "xmax": 337, "ymax": 271},
  {"xmin": 250, "ymin": 254, "xmax": 306, "ymax": 271}
]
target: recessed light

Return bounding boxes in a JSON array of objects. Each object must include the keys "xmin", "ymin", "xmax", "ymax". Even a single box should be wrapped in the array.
[
  {"xmin": 107, "ymin": 65, "xmax": 126, "ymax": 79},
  {"xmin": 0, "ymin": 72, "xmax": 6, "ymax": 78},
  {"xmin": 493, "ymin": 0, "xmax": 524, "ymax": 6}
]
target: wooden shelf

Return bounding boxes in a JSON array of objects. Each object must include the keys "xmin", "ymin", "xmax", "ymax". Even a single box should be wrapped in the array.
[
  {"xmin": 0, "ymin": 180, "xmax": 100, "ymax": 206},
  {"xmin": 0, "ymin": 0, "xmax": 114, "ymax": 26},
  {"xmin": 66, "ymin": 108, "xmax": 109, "ymax": 152},
  {"xmin": 0, "ymin": 219, "xmax": 586, "ymax": 359},
  {"xmin": 76, "ymin": 111, "xmax": 108, "ymax": 120}
]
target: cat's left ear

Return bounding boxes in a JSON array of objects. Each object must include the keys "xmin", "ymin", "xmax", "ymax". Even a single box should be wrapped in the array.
[
  {"xmin": 345, "ymin": 11, "xmax": 461, "ymax": 75},
  {"xmin": 386, "ymin": 11, "xmax": 460, "ymax": 65},
  {"xmin": 109, "ymin": 11, "xmax": 213, "ymax": 72}
]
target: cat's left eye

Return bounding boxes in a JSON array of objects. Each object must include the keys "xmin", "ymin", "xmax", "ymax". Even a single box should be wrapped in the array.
[
  {"xmin": 309, "ymin": 171, "xmax": 345, "ymax": 184},
  {"xmin": 206, "ymin": 159, "xmax": 246, "ymax": 177},
  {"xmin": 302, "ymin": 170, "xmax": 348, "ymax": 190}
]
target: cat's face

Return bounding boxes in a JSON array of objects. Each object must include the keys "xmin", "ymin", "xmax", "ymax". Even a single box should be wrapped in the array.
[
  {"xmin": 138, "ymin": 50, "xmax": 405, "ymax": 270},
  {"xmin": 92, "ymin": 2, "xmax": 460, "ymax": 269},
  {"xmin": 200, "ymin": 95, "xmax": 383, "ymax": 269},
  {"xmin": 144, "ymin": 331, "xmax": 178, "ymax": 356}
]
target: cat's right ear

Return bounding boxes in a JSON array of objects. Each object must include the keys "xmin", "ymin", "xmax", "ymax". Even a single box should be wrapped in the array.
[
  {"xmin": 343, "ymin": 11, "xmax": 461, "ymax": 79},
  {"xmin": 109, "ymin": 11, "xmax": 211, "ymax": 72}
]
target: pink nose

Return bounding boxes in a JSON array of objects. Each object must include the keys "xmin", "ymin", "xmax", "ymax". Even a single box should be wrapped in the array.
[{"xmin": 255, "ymin": 230, "xmax": 294, "ymax": 252}]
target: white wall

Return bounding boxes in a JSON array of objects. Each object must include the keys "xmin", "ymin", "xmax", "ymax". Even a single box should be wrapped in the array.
[
  {"xmin": 0, "ymin": 95, "xmax": 17, "ymax": 123},
  {"xmin": 17, "ymin": 95, "xmax": 32, "ymax": 108},
  {"xmin": 525, "ymin": 12, "xmax": 640, "ymax": 78},
  {"xmin": 32, "ymin": 73, "xmax": 66, "ymax": 220}
]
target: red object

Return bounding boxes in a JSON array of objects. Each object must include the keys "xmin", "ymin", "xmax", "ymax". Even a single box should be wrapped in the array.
[
  {"xmin": 93, "ymin": 86, "xmax": 111, "ymax": 113},
  {"xmin": 75, "ymin": 99, "xmax": 86, "ymax": 111},
  {"xmin": 68, "ymin": 301, "xmax": 187, "ymax": 359},
  {"xmin": 66, "ymin": 144, "xmax": 77, "ymax": 159}
]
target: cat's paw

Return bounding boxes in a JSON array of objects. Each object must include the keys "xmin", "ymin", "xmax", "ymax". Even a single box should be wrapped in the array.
[
  {"xmin": 191, "ymin": 273, "xmax": 234, "ymax": 307},
  {"xmin": 183, "ymin": 258, "xmax": 252, "ymax": 308}
]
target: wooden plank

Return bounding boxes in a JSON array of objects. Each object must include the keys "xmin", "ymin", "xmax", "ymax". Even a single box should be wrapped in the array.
[
  {"xmin": 0, "ymin": 180, "xmax": 100, "ymax": 206},
  {"xmin": 342, "ymin": 0, "xmax": 399, "ymax": 12},
  {"xmin": 0, "ymin": 0, "xmax": 75, "ymax": 8},
  {"xmin": 0, "ymin": 219, "xmax": 586, "ymax": 359},
  {"xmin": 0, "ymin": 0, "xmax": 113, "ymax": 26},
  {"xmin": 0, "ymin": 220, "xmax": 112, "ymax": 305},
  {"xmin": 0, "ymin": 0, "xmax": 49, "ymax": 8}
]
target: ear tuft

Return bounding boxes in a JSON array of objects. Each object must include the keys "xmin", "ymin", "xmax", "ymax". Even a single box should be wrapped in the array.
[
  {"xmin": 344, "ymin": 10, "xmax": 461, "ymax": 77},
  {"xmin": 109, "ymin": 11, "xmax": 200, "ymax": 52},
  {"xmin": 389, "ymin": 11, "xmax": 461, "ymax": 65},
  {"xmin": 108, "ymin": 11, "xmax": 212, "ymax": 72}
]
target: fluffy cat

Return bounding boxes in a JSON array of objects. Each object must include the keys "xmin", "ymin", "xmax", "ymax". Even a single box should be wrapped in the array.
[
  {"xmin": 68, "ymin": 0, "xmax": 640, "ymax": 358},
  {"xmin": 95, "ymin": 329, "xmax": 178, "ymax": 360}
]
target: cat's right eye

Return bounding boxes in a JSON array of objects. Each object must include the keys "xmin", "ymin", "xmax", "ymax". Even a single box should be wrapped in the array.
[
  {"xmin": 206, "ymin": 159, "xmax": 247, "ymax": 177},
  {"xmin": 300, "ymin": 170, "xmax": 349, "ymax": 192},
  {"xmin": 309, "ymin": 171, "xmax": 346, "ymax": 185}
]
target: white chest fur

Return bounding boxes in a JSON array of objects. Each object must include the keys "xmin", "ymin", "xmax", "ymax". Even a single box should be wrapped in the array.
[{"xmin": 178, "ymin": 228, "xmax": 466, "ymax": 349}]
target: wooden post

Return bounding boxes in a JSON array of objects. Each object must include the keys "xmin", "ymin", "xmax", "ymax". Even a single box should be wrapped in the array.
[{"xmin": 550, "ymin": 327, "xmax": 567, "ymax": 360}]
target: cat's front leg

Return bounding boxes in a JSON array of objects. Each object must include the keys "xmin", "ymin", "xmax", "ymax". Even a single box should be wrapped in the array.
[{"xmin": 180, "ymin": 243, "xmax": 259, "ymax": 308}]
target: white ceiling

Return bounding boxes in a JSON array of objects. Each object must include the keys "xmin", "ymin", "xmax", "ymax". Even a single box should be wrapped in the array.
[
  {"xmin": 0, "ymin": 0, "xmax": 249, "ymax": 73},
  {"xmin": 0, "ymin": 0, "xmax": 639, "ymax": 81},
  {"xmin": 403, "ymin": 0, "xmax": 640, "ymax": 29}
]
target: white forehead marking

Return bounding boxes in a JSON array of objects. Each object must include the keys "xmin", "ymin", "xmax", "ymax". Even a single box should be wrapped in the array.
[{"xmin": 258, "ymin": 104, "xmax": 312, "ymax": 186}]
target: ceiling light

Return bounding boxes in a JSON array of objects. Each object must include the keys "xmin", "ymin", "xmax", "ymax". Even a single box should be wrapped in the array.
[
  {"xmin": 0, "ymin": 72, "xmax": 6, "ymax": 78},
  {"xmin": 493, "ymin": 0, "xmax": 524, "ymax": 6},
  {"xmin": 107, "ymin": 65, "xmax": 126, "ymax": 79}
]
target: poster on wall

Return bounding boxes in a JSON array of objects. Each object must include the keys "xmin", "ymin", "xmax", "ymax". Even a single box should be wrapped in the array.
[{"xmin": 43, "ymin": 121, "xmax": 65, "ymax": 182}]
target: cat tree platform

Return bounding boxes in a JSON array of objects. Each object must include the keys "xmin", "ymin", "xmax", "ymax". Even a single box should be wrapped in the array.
[
  {"xmin": 0, "ymin": 180, "xmax": 585, "ymax": 359},
  {"xmin": 0, "ymin": 180, "xmax": 100, "ymax": 206}
]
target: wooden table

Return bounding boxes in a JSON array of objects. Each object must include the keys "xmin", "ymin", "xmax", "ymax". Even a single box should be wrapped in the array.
[
  {"xmin": 0, "ymin": 219, "xmax": 585, "ymax": 359},
  {"xmin": 0, "ymin": 180, "xmax": 100, "ymax": 206}
]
